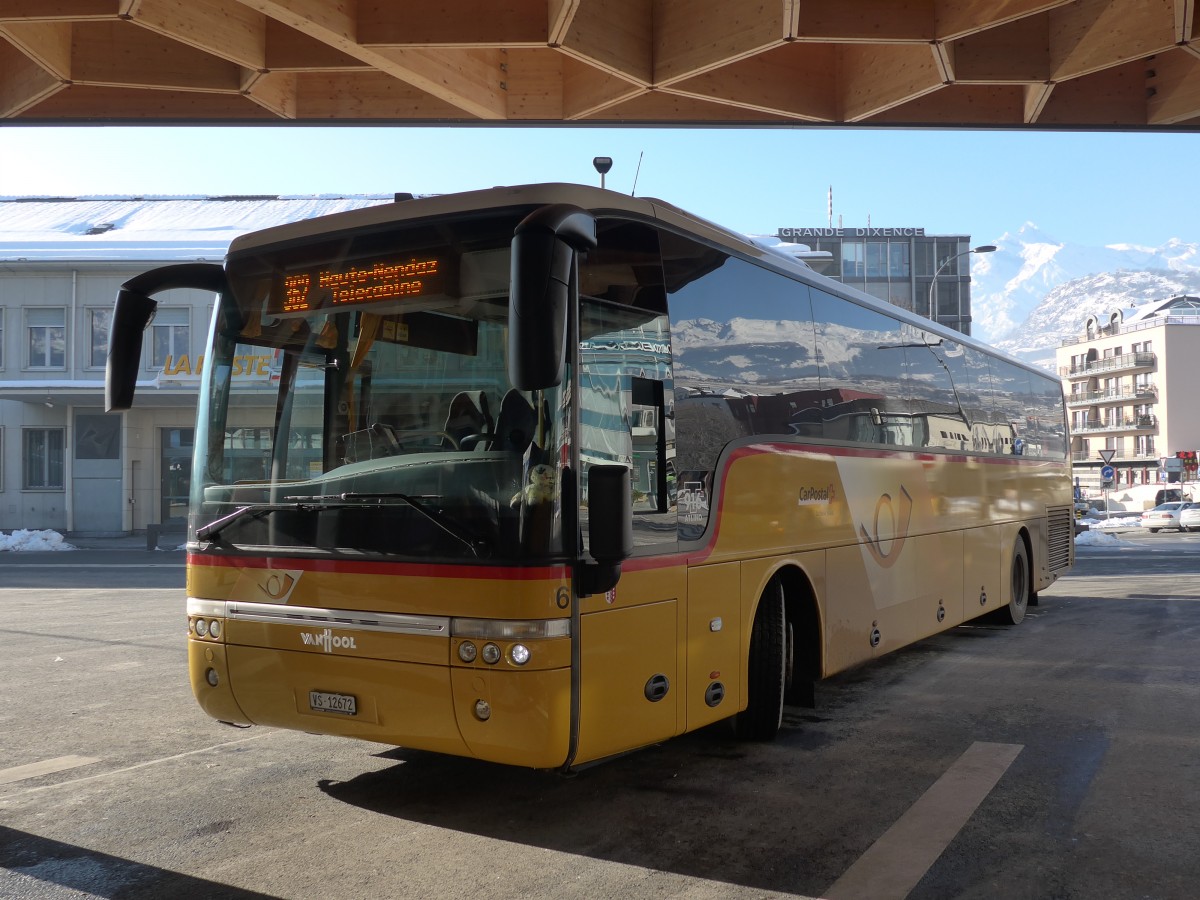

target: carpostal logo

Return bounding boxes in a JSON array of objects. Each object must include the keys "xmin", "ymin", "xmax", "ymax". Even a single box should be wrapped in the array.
[
  {"xmin": 798, "ymin": 484, "xmax": 836, "ymax": 506},
  {"xmin": 300, "ymin": 628, "xmax": 357, "ymax": 653}
]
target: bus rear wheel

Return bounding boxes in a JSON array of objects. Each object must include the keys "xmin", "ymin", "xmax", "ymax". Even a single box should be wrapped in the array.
[
  {"xmin": 997, "ymin": 540, "xmax": 1030, "ymax": 626},
  {"xmin": 734, "ymin": 578, "xmax": 786, "ymax": 741}
]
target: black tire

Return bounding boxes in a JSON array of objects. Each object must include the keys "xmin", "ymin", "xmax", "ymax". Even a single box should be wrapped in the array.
[
  {"xmin": 1150, "ymin": 528, "xmax": 1160, "ymax": 533},
  {"xmin": 735, "ymin": 578, "xmax": 786, "ymax": 740},
  {"xmin": 997, "ymin": 539, "xmax": 1030, "ymax": 625}
]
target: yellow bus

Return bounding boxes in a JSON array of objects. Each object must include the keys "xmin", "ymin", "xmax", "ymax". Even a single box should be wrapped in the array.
[{"xmin": 106, "ymin": 184, "xmax": 1074, "ymax": 769}]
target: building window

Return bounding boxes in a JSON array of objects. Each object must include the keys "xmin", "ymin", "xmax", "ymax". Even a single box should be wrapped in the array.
[
  {"xmin": 150, "ymin": 308, "xmax": 190, "ymax": 369},
  {"xmin": 26, "ymin": 308, "xmax": 66, "ymax": 369},
  {"xmin": 23, "ymin": 428, "xmax": 65, "ymax": 490},
  {"xmin": 841, "ymin": 242, "xmax": 864, "ymax": 279},
  {"xmin": 888, "ymin": 281, "xmax": 912, "ymax": 312},
  {"xmin": 865, "ymin": 242, "xmax": 887, "ymax": 277},
  {"xmin": 888, "ymin": 243, "xmax": 910, "ymax": 278},
  {"xmin": 913, "ymin": 241, "xmax": 935, "ymax": 276},
  {"xmin": 0, "ymin": 309, "xmax": 5, "ymax": 369},
  {"xmin": 90, "ymin": 308, "xmax": 112, "ymax": 368}
]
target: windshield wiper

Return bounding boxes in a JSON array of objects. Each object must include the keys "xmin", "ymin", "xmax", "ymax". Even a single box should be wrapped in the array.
[
  {"xmin": 195, "ymin": 502, "xmax": 321, "ymax": 543},
  {"xmin": 291, "ymin": 491, "xmax": 490, "ymax": 557}
]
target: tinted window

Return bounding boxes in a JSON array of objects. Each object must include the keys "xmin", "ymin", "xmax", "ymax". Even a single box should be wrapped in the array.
[{"xmin": 808, "ymin": 288, "xmax": 909, "ymax": 446}]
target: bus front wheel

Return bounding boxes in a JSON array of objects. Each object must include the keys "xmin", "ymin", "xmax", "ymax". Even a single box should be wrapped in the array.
[
  {"xmin": 997, "ymin": 540, "xmax": 1030, "ymax": 626},
  {"xmin": 735, "ymin": 578, "xmax": 786, "ymax": 741}
]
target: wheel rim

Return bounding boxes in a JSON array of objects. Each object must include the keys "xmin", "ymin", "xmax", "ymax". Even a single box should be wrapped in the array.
[{"xmin": 1012, "ymin": 550, "xmax": 1028, "ymax": 611}]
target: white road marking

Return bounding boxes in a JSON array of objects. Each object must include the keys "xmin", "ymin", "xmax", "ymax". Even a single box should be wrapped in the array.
[
  {"xmin": 0, "ymin": 755, "xmax": 101, "ymax": 785},
  {"xmin": 1, "ymin": 733, "xmax": 272, "ymax": 797},
  {"xmin": 824, "ymin": 741, "xmax": 1023, "ymax": 900}
]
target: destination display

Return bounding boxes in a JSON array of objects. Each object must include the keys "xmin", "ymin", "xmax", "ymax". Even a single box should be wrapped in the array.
[{"xmin": 268, "ymin": 256, "xmax": 445, "ymax": 316}]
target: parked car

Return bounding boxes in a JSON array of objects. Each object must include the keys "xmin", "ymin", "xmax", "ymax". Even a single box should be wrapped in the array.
[
  {"xmin": 1140, "ymin": 501, "xmax": 1192, "ymax": 532},
  {"xmin": 1179, "ymin": 504, "xmax": 1200, "ymax": 532}
]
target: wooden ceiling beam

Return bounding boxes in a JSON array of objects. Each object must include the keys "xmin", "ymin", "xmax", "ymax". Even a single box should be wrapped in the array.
[
  {"xmin": 840, "ymin": 42, "xmax": 944, "ymax": 120},
  {"xmin": 264, "ymin": 18, "xmax": 369, "ymax": 70},
  {"xmin": 560, "ymin": 53, "xmax": 644, "ymax": 119},
  {"xmin": 241, "ymin": 68, "xmax": 295, "ymax": 116},
  {"xmin": 0, "ymin": 20, "xmax": 72, "ymax": 79},
  {"xmin": 356, "ymin": 0, "xmax": 547, "ymax": 48},
  {"xmin": 501, "ymin": 47, "xmax": 563, "ymax": 119},
  {"xmin": 1148, "ymin": 47, "xmax": 1200, "ymax": 124},
  {"xmin": 664, "ymin": 44, "xmax": 838, "ymax": 121},
  {"xmin": 792, "ymin": 0, "xmax": 935, "ymax": 43},
  {"xmin": 934, "ymin": 0, "xmax": 1073, "ymax": 41},
  {"xmin": 557, "ymin": 0, "xmax": 651, "ymax": 85},
  {"xmin": 0, "ymin": 36, "xmax": 65, "ymax": 115},
  {"xmin": 1023, "ymin": 81, "xmax": 1054, "ymax": 122},
  {"xmin": 583, "ymin": 88, "xmax": 795, "ymax": 122},
  {"xmin": 130, "ymin": 0, "xmax": 267, "ymax": 70},
  {"xmin": 654, "ymin": 0, "xmax": 790, "ymax": 86},
  {"xmin": 19, "ymin": 84, "xmax": 273, "ymax": 118},
  {"xmin": 1037, "ymin": 59, "xmax": 1147, "ymax": 124},
  {"xmin": 1176, "ymin": 0, "xmax": 1195, "ymax": 43},
  {"xmin": 294, "ymin": 69, "xmax": 465, "ymax": 119},
  {"xmin": 0, "ymin": 1, "xmax": 121, "ymax": 22},
  {"xmin": 1049, "ymin": 0, "xmax": 1176, "ymax": 82},
  {"xmin": 234, "ymin": 0, "xmax": 508, "ymax": 118},
  {"xmin": 71, "ymin": 20, "xmax": 243, "ymax": 92},
  {"xmin": 548, "ymin": 0, "xmax": 579, "ymax": 46},
  {"xmin": 859, "ymin": 83, "xmax": 1025, "ymax": 124},
  {"xmin": 951, "ymin": 14, "xmax": 1050, "ymax": 82}
]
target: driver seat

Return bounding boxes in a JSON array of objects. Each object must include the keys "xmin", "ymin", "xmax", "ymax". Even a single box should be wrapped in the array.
[{"xmin": 443, "ymin": 391, "xmax": 492, "ymax": 449}]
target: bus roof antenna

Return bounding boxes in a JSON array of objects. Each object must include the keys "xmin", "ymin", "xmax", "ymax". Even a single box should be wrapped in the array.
[{"xmin": 631, "ymin": 151, "xmax": 644, "ymax": 196}]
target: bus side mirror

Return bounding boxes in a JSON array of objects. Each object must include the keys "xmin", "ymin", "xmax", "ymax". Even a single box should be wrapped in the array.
[
  {"xmin": 509, "ymin": 204, "xmax": 596, "ymax": 390},
  {"xmin": 105, "ymin": 263, "xmax": 231, "ymax": 412},
  {"xmin": 105, "ymin": 289, "xmax": 158, "ymax": 412},
  {"xmin": 580, "ymin": 464, "xmax": 632, "ymax": 596}
]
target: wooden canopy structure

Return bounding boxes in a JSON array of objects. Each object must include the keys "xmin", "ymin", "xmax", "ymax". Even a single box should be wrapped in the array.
[{"xmin": 2, "ymin": 0, "xmax": 1198, "ymax": 128}]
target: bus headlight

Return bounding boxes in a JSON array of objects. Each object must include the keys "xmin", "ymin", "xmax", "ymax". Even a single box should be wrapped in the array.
[
  {"xmin": 474, "ymin": 699, "xmax": 491, "ymax": 721},
  {"xmin": 458, "ymin": 641, "xmax": 478, "ymax": 663},
  {"xmin": 481, "ymin": 643, "xmax": 501, "ymax": 664},
  {"xmin": 208, "ymin": 620, "xmax": 221, "ymax": 639},
  {"xmin": 195, "ymin": 619, "xmax": 209, "ymax": 637},
  {"xmin": 509, "ymin": 644, "xmax": 531, "ymax": 666},
  {"xmin": 205, "ymin": 668, "xmax": 219, "ymax": 687}
]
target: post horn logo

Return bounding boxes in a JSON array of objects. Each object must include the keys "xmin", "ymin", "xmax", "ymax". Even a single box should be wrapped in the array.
[{"xmin": 860, "ymin": 485, "xmax": 913, "ymax": 568}]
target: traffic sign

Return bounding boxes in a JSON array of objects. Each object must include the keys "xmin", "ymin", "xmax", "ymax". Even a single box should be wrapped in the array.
[
  {"xmin": 1100, "ymin": 464, "xmax": 1115, "ymax": 484},
  {"xmin": 1099, "ymin": 449, "xmax": 1116, "ymax": 464}
]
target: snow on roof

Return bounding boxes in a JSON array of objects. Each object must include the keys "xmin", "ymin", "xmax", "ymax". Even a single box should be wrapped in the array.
[
  {"xmin": 0, "ymin": 194, "xmax": 402, "ymax": 261},
  {"xmin": 1124, "ymin": 295, "xmax": 1200, "ymax": 323}
]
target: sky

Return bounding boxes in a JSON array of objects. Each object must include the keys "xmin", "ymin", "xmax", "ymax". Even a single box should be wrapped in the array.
[{"xmin": 1, "ymin": 126, "xmax": 1195, "ymax": 249}]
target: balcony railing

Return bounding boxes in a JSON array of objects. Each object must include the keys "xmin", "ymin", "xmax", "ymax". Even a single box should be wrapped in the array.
[
  {"xmin": 1061, "ymin": 314, "xmax": 1200, "ymax": 347},
  {"xmin": 1071, "ymin": 414, "xmax": 1158, "ymax": 434},
  {"xmin": 1060, "ymin": 352, "xmax": 1156, "ymax": 378},
  {"xmin": 1071, "ymin": 449, "xmax": 1156, "ymax": 462},
  {"xmin": 1066, "ymin": 384, "xmax": 1158, "ymax": 407}
]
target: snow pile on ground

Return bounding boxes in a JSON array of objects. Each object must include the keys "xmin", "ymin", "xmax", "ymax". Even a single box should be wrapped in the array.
[
  {"xmin": 1084, "ymin": 515, "xmax": 1143, "ymax": 530},
  {"xmin": 0, "ymin": 529, "xmax": 76, "ymax": 551},
  {"xmin": 1075, "ymin": 527, "xmax": 1129, "ymax": 546}
]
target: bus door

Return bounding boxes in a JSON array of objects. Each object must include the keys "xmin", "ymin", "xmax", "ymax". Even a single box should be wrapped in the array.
[{"xmin": 574, "ymin": 329, "xmax": 683, "ymax": 763}]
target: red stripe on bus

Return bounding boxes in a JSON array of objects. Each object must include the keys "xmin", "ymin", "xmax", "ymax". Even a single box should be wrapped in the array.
[{"xmin": 187, "ymin": 553, "xmax": 570, "ymax": 581}]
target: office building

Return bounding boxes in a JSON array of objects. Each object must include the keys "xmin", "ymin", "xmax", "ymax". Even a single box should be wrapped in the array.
[{"xmin": 776, "ymin": 225, "xmax": 979, "ymax": 335}]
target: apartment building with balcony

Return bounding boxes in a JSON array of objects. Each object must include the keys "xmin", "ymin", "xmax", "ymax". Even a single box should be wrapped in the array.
[{"xmin": 1056, "ymin": 295, "xmax": 1200, "ymax": 503}]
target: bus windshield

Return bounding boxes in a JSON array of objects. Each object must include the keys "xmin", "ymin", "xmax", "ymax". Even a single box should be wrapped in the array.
[{"xmin": 188, "ymin": 208, "xmax": 567, "ymax": 562}]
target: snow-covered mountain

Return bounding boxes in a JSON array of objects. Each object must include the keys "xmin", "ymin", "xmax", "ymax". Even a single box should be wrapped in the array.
[
  {"xmin": 989, "ymin": 270, "xmax": 1200, "ymax": 369},
  {"xmin": 970, "ymin": 223, "xmax": 1200, "ymax": 369}
]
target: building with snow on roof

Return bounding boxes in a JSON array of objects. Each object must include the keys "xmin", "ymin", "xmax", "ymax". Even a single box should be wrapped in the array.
[
  {"xmin": 1057, "ymin": 295, "xmax": 1200, "ymax": 507},
  {"xmin": 0, "ymin": 194, "xmax": 398, "ymax": 536}
]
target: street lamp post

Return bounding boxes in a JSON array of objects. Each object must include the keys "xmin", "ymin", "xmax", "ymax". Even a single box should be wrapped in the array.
[{"xmin": 928, "ymin": 244, "xmax": 996, "ymax": 327}]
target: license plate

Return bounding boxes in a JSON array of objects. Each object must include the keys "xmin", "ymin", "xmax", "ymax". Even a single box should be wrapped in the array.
[{"xmin": 309, "ymin": 690, "xmax": 357, "ymax": 716}]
